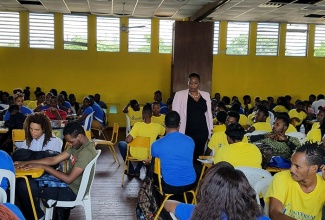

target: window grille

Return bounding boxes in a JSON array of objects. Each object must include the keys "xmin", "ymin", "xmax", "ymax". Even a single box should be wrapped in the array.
[
  {"xmin": 159, "ymin": 20, "xmax": 174, "ymax": 54},
  {"xmin": 0, "ymin": 12, "xmax": 19, "ymax": 47},
  {"xmin": 256, "ymin": 22, "xmax": 279, "ymax": 56},
  {"xmin": 285, "ymin": 23, "xmax": 308, "ymax": 56},
  {"xmin": 63, "ymin": 15, "xmax": 88, "ymax": 50},
  {"xmin": 226, "ymin": 22, "xmax": 249, "ymax": 55},
  {"xmin": 97, "ymin": 17, "xmax": 120, "ymax": 52},
  {"xmin": 29, "ymin": 13, "xmax": 54, "ymax": 49},
  {"xmin": 128, "ymin": 18, "xmax": 151, "ymax": 53}
]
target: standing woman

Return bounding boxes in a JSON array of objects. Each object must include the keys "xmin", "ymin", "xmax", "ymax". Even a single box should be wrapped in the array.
[
  {"xmin": 3, "ymin": 92, "xmax": 32, "ymax": 121},
  {"xmin": 172, "ymin": 73, "xmax": 213, "ymax": 162}
]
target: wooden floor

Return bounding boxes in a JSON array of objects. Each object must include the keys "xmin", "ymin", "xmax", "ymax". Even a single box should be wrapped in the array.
[{"xmin": 69, "ymin": 128, "xmax": 143, "ymax": 220}]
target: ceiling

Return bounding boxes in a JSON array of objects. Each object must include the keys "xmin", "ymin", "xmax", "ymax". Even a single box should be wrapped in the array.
[{"xmin": 1, "ymin": 0, "xmax": 325, "ymax": 24}]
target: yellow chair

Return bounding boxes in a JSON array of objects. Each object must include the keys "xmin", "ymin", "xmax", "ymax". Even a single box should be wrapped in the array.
[
  {"xmin": 153, "ymin": 158, "xmax": 196, "ymax": 220},
  {"xmin": 122, "ymin": 136, "xmax": 150, "ymax": 187},
  {"xmin": 12, "ymin": 129, "xmax": 25, "ymax": 151},
  {"xmin": 92, "ymin": 123, "xmax": 120, "ymax": 166}
]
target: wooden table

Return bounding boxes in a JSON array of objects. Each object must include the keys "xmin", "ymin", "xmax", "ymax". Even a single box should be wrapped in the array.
[{"xmin": 16, "ymin": 168, "xmax": 44, "ymax": 220}]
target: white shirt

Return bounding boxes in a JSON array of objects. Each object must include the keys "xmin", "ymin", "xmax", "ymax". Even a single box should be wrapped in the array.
[
  {"xmin": 312, "ymin": 99, "xmax": 325, "ymax": 113},
  {"xmin": 19, "ymin": 134, "xmax": 62, "ymax": 152}
]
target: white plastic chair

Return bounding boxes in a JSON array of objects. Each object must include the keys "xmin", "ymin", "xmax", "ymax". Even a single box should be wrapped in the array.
[
  {"xmin": 170, "ymin": 212, "xmax": 178, "ymax": 220},
  {"xmin": 44, "ymin": 150, "xmax": 101, "ymax": 220},
  {"xmin": 254, "ymin": 177, "xmax": 273, "ymax": 215},
  {"xmin": 235, "ymin": 166, "xmax": 272, "ymax": 188},
  {"xmin": 125, "ymin": 114, "xmax": 131, "ymax": 137},
  {"xmin": 245, "ymin": 130, "xmax": 268, "ymax": 137},
  {"xmin": 286, "ymin": 132, "xmax": 306, "ymax": 145},
  {"xmin": 0, "ymin": 187, "xmax": 7, "ymax": 203},
  {"xmin": 83, "ymin": 111, "xmax": 94, "ymax": 131},
  {"xmin": 0, "ymin": 169, "xmax": 16, "ymax": 204}
]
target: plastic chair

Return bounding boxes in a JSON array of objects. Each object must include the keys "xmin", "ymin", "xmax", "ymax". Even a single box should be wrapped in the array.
[
  {"xmin": 125, "ymin": 114, "xmax": 131, "ymax": 137},
  {"xmin": 0, "ymin": 169, "xmax": 16, "ymax": 204},
  {"xmin": 253, "ymin": 177, "xmax": 273, "ymax": 215},
  {"xmin": 306, "ymin": 129, "xmax": 321, "ymax": 144},
  {"xmin": 12, "ymin": 129, "xmax": 25, "ymax": 151},
  {"xmin": 0, "ymin": 187, "xmax": 7, "ymax": 203},
  {"xmin": 122, "ymin": 136, "xmax": 150, "ymax": 187},
  {"xmin": 245, "ymin": 130, "xmax": 268, "ymax": 137},
  {"xmin": 286, "ymin": 132, "xmax": 306, "ymax": 145},
  {"xmin": 235, "ymin": 166, "xmax": 272, "ymax": 188},
  {"xmin": 45, "ymin": 150, "xmax": 101, "ymax": 220},
  {"xmin": 170, "ymin": 212, "xmax": 178, "ymax": 220},
  {"xmin": 92, "ymin": 123, "xmax": 120, "ymax": 166},
  {"xmin": 83, "ymin": 112, "xmax": 94, "ymax": 131},
  {"xmin": 153, "ymin": 158, "xmax": 196, "ymax": 220}
]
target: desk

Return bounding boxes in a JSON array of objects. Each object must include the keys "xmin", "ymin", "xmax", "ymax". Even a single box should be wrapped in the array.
[{"xmin": 16, "ymin": 168, "xmax": 44, "ymax": 220}]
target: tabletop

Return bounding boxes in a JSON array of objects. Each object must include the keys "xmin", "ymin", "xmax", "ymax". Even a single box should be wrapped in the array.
[{"xmin": 16, "ymin": 168, "xmax": 44, "ymax": 178}]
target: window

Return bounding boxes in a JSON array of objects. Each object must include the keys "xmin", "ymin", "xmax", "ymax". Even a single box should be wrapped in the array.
[
  {"xmin": 29, "ymin": 13, "xmax": 54, "ymax": 49},
  {"xmin": 314, "ymin": 25, "xmax": 325, "ymax": 57},
  {"xmin": 256, "ymin": 22, "xmax": 279, "ymax": 56},
  {"xmin": 226, "ymin": 22, "xmax": 249, "ymax": 55},
  {"xmin": 159, "ymin": 20, "xmax": 174, "ymax": 54},
  {"xmin": 0, "ymin": 12, "xmax": 19, "ymax": 47},
  {"xmin": 285, "ymin": 23, "xmax": 308, "ymax": 56},
  {"xmin": 213, "ymin": 22, "xmax": 220, "ymax": 55},
  {"xmin": 128, "ymin": 18, "xmax": 151, "ymax": 53},
  {"xmin": 97, "ymin": 17, "xmax": 120, "ymax": 52},
  {"xmin": 63, "ymin": 15, "xmax": 88, "ymax": 50}
]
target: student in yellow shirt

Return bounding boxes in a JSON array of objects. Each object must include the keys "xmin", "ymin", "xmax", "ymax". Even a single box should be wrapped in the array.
[
  {"xmin": 151, "ymin": 102, "xmax": 165, "ymax": 126},
  {"xmin": 247, "ymin": 105, "xmax": 272, "ymax": 133},
  {"xmin": 312, "ymin": 107, "xmax": 325, "ymax": 130},
  {"xmin": 122, "ymin": 99, "xmax": 143, "ymax": 126},
  {"xmin": 266, "ymin": 143, "xmax": 325, "ymax": 220},
  {"xmin": 288, "ymin": 101, "xmax": 308, "ymax": 129}
]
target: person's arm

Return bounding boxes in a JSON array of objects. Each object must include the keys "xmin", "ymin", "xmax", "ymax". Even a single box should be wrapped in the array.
[
  {"xmin": 51, "ymin": 107, "xmax": 62, "ymax": 120},
  {"xmin": 269, "ymin": 197, "xmax": 295, "ymax": 220},
  {"xmin": 164, "ymin": 200, "xmax": 180, "ymax": 213},
  {"xmin": 247, "ymin": 125, "xmax": 256, "ymax": 133},
  {"xmin": 101, "ymin": 102, "xmax": 108, "ymax": 109},
  {"xmin": 14, "ymin": 152, "xmax": 70, "ymax": 168},
  {"xmin": 122, "ymin": 102, "xmax": 131, "ymax": 113},
  {"xmin": 33, "ymin": 102, "xmax": 45, "ymax": 112},
  {"xmin": 249, "ymin": 134, "xmax": 268, "ymax": 142},
  {"xmin": 125, "ymin": 134, "xmax": 133, "ymax": 143}
]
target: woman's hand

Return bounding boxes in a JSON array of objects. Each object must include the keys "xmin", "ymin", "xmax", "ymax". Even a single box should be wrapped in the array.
[{"xmin": 14, "ymin": 161, "xmax": 29, "ymax": 169}]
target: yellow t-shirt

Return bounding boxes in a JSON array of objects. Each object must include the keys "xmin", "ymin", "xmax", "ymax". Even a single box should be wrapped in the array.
[
  {"xmin": 289, "ymin": 109, "xmax": 307, "ymax": 126},
  {"xmin": 248, "ymin": 113, "xmax": 271, "ymax": 126},
  {"xmin": 265, "ymin": 171, "xmax": 325, "ymax": 220},
  {"xmin": 151, "ymin": 114, "xmax": 165, "ymax": 126},
  {"xmin": 214, "ymin": 141, "xmax": 262, "ymax": 168},
  {"xmin": 129, "ymin": 122, "xmax": 165, "ymax": 159},
  {"xmin": 242, "ymin": 103, "xmax": 253, "ymax": 110},
  {"xmin": 208, "ymin": 131, "xmax": 248, "ymax": 159},
  {"xmin": 127, "ymin": 107, "xmax": 143, "ymax": 126},
  {"xmin": 312, "ymin": 122, "xmax": 320, "ymax": 130},
  {"xmin": 212, "ymin": 124, "xmax": 226, "ymax": 133},
  {"xmin": 252, "ymin": 122, "xmax": 272, "ymax": 132},
  {"xmin": 306, "ymin": 129, "xmax": 322, "ymax": 143},
  {"xmin": 273, "ymin": 105, "xmax": 289, "ymax": 113},
  {"xmin": 285, "ymin": 124, "xmax": 297, "ymax": 133},
  {"xmin": 27, "ymin": 101, "xmax": 37, "ymax": 110}
]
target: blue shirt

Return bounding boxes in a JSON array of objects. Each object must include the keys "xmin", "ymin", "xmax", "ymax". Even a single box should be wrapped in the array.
[
  {"xmin": 151, "ymin": 132, "xmax": 196, "ymax": 186},
  {"xmin": 63, "ymin": 101, "xmax": 72, "ymax": 109},
  {"xmin": 91, "ymin": 102, "xmax": 105, "ymax": 126},
  {"xmin": 0, "ymin": 150, "xmax": 15, "ymax": 190},
  {"xmin": 175, "ymin": 203, "xmax": 270, "ymax": 220},
  {"xmin": 82, "ymin": 106, "xmax": 94, "ymax": 127},
  {"xmin": 4, "ymin": 106, "xmax": 32, "ymax": 121}
]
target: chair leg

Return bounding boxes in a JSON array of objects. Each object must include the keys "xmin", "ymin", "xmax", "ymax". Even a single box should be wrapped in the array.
[
  {"xmin": 154, "ymin": 194, "xmax": 172, "ymax": 220},
  {"xmin": 83, "ymin": 199, "xmax": 92, "ymax": 220},
  {"xmin": 109, "ymin": 145, "xmax": 121, "ymax": 167},
  {"xmin": 44, "ymin": 207, "xmax": 54, "ymax": 220},
  {"xmin": 122, "ymin": 159, "xmax": 128, "ymax": 187}
]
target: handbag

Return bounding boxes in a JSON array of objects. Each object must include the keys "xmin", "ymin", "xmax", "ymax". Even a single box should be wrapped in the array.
[{"xmin": 267, "ymin": 156, "xmax": 291, "ymax": 169}]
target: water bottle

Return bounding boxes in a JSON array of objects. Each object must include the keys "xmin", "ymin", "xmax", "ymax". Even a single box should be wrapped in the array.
[{"xmin": 300, "ymin": 124, "xmax": 305, "ymax": 134}]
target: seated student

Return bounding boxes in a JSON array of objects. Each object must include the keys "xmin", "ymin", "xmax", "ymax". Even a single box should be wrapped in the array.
[
  {"xmin": 34, "ymin": 92, "xmax": 53, "ymax": 112},
  {"xmin": 266, "ymin": 143, "xmax": 325, "ymax": 220},
  {"xmin": 160, "ymin": 97, "xmax": 173, "ymax": 115},
  {"xmin": 242, "ymin": 94, "xmax": 253, "ymax": 115},
  {"xmin": 211, "ymin": 98, "xmax": 218, "ymax": 120},
  {"xmin": 151, "ymin": 111, "xmax": 196, "ymax": 196},
  {"xmin": 214, "ymin": 123, "xmax": 262, "ymax": 168},
  {"xmin": 27, "ymin": 92, "xmax": 45, "ymax": 111},
  {"xmin": 288, "ymin": 101, "xmax": 307, "ymax": 129},
  {"xmin": 247, "ymin": 105, "xmax": 272, "ymax": 133},
  {"xmin": 212, "ymin": 110, "xmax": 227, "ymax": 133},
  {"xmin": 311, "ymin": 107, "xmax": 325, "ymax": 130},
  {"xmin": 230, "ymin": 103, "xmax": 247, "ymax": 126},
  {"xmin": 94, "ymin": 93, "xmax": 107, "ymax": 109},
  {"xmin": 68, "ymin": 93, "xmax": 80, "ymax": 114},
  {"xmin": 15, "ymin": 122, "xmax": 97, "ymax": 220},
  {"xmin": 249, "ymin": 115, "xmax": 301, "ymax": 159},
  {"xmin": 122, "ymin": 99, "xmax": 143, "ymax": 127},
  {"xmin": 151, "ymin": 102, "xmax": 165, "ymax": 126},
  {"xmin": 76, "ymin": 96, "xmax": 94, "ymax": 127},
  {"xmin": 272, "ymin": 96, "xmax": 291, "ymax": 114},
  {"xmin": 3, "ymin": 93, "xmax": 32, "ymax": 121},
  {"xmin": 44, "ymin": 96, "xmax": 67, "ymax": 120},
  {"xmin": 206, "ymin": 111, "xmax": 248, "ymax": 158},
  {"xmin": 0, "ymin": 203, "xmax": 26, "ymax": 220},
  {"xmin": 118, "ymin": 103, "xmax": 165, "ymax": 177},
  {"xmin": 88, "ymin": 95, "xmax": 105, "ymax": 129},
  {"xmin": 57, "ymin": 94, "xmax": 72, "ymax": 114},
  {"xmin": 164, "ymin": 162, "xmax": 269, "ymax": 220},
  {"xmin": 153, "ymin": 90, "xmax": 166, "ymax": 108}
]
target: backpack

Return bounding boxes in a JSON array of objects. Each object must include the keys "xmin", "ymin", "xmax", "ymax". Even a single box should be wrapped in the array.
[{"xmin": 136, "ymin": 159, "xmax": 163, "ymax": 220}]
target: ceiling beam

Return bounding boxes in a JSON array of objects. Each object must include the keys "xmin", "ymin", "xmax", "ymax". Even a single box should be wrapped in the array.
[{"xmin": 190, "ymin": 0, "xmax": 230, "ymax": 22}]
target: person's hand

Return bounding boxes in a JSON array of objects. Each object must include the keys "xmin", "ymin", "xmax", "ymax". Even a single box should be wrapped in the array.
[
  {"xmin": 276, "ymin": 133, "xmax": 288, "ymax": 142},
  {"xmin": 23, "ymin": 163, "xmax": 43, "ymax": 170},
  {"xmin": 293, "ymin": 117, "xmax": 300, "ymax": 122},
  {"xmin": 14, "ymin": 161, "xmax": 29, "ymax": 169},
  {"xmin": 142, "ymin": 159, "xmax": 151, "ymax": 165}
]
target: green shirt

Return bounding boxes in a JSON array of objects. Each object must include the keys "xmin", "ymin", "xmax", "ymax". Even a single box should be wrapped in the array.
[{"xmin": 65, "ymin": 140, "xmax": 97, "ymax": 195}]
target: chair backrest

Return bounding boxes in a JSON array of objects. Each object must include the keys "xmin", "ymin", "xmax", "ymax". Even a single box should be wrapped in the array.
[
  {"xmin": 0, "ymin": 187, "xmax": 7, "ymax": 203},
  {"xmin": 128, "ymin": 136, "xmax": 151, "ymax": 160},
  {"xmin": 0, "ymin": 169, "xmax": 16, "ymax": 204},
  {"xmin": 286, "ymin": 132, "xmax": 306, "ymax": 145},
  {"xmin": 85, "ymin": 130, "xmax": 92, "ymax": 139},
  {"xmin": 75, "ymin": 150, "xmax": 101, "ymax": 201},
  {"xmin": 254, "ymin": 177, "xmax": 273, "ymax": 207},
  {"xmin": 83, "ymin": 111, "xmax": 94, "ymax": 131},
  {"xmin": 306, "ymin": 129, "xmax": 322, "ymax": 144},
  {"xmin": 235, "ymin": 166, "xmax": 272, "ymax": 188},
  {"xmin": 125, "ymin": 114, "xmax": 131, "ymax": 137},
  {"xmin": 109, "ymin": 123, "xmax": 119, "ymax": 145},
  {"xmin": 245, "ymin": 131, "xmax": 268, "ymax": 137},
  {"xmin": 12, "ymin": 129, "xmax": 25, "ymax": 150}
]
